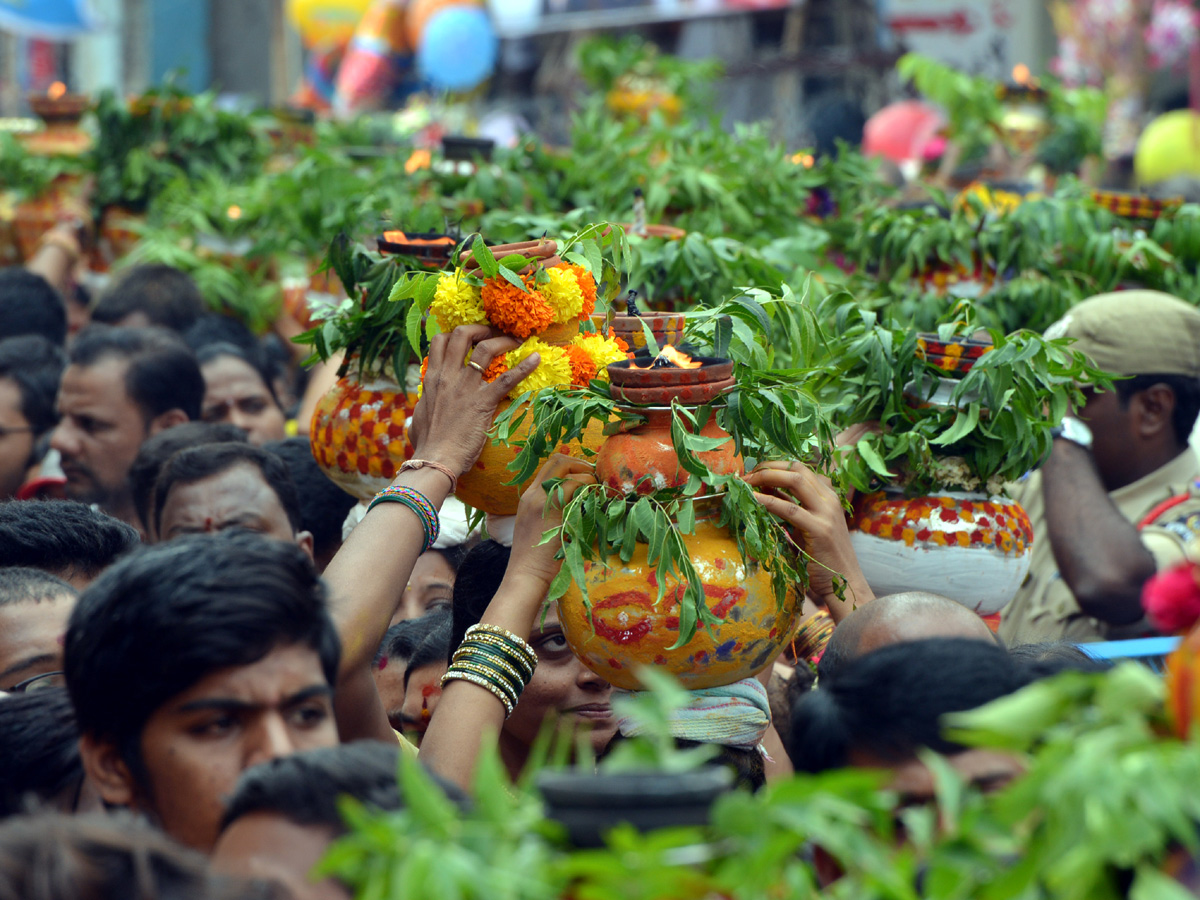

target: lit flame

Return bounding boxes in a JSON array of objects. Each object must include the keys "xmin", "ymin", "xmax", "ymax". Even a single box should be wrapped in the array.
[
  {"xmin": 405, "ymin": 149, "xmax": 432, "ymax": 174},
  {"xmin": 47, "ymin": 82, "xmax": 67, "ymax": 100},
  {"xmin": 635, "ymin": 345, "xmax": 703, "ymax": 370},
  {"xmin": 790, "ymin": 151, "xmax": 815, "ymax": 168},
  {"xmin": 1012, "ymin": 64, "xmax": 1031, "ymax": 86},
  {"xmin": 226, "ymin": 205, "xmax": 243, "ymax": 220}
]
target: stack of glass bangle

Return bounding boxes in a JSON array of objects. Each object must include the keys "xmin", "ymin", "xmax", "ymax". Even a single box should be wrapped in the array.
[{"xmin": 441, "ymin": 623, "xmax": 538, "ymax": 717}]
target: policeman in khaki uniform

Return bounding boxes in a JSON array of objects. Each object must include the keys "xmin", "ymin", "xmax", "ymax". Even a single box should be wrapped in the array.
[{"xmin": 1000, "ymin": 291, "xmax": 1200, "ymax": 645}]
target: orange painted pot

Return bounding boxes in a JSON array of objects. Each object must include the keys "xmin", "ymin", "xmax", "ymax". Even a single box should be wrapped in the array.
[
  {"xmin": 454, "ymin": 397, "xmax": 608, "ymax": 516},
  {"xmin": 560, "ymin": 517, "xmax": 799, "ymax": 690},
  {"xmin": 595, "ymin": 407, "xmax": 741, "ymax": 496},
  {"xmin": 310, "ymin": 364, "xmax": 418, "ymax": 501},
  {"xmin": 848, "ymin": 490, "xmax": 1034, "ymax": 615}
]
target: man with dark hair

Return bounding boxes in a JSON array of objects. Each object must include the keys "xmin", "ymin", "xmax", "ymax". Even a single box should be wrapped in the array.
[
  {"xmin": 0, "ymin": 268, "xmax": 67, "ymax": 345},
  {"xmin": 818, "ymin": 591, "xmax": 1000, "ymax": 683},
  {"xmin": 50, "ymin": 325, "xmax": 204, "ymax": 528},
  {"xmin": 128, "ymin": 421, "xmax": 248, "ymax": 538},
  {"xmin": 211, "ymin": 742, "xmax": 405, "ymax": 899},
  {"xmin": 65, "ymin": 532, "xmax": 340, "ymax": 852},
  {"xmin": 0, "ymin": 568, "xmax": 77, "ymax": 693},
  {"xmin": 264, "ymin": 437, "xmax": 356, "ymax": 571},
  {"xmin": 153, "ymin": 442, "xmax": 313, "ymax": 558},
  {"xmin": 91, "ymin": 264, "xmax": 206, "ymax": 333},
  {"xmin": 0, "ymin": 335, "xmax": 65, "ymax": 498},
  {"xmin": 0, "ymin": 499, "xmax": 140, "ymax": 587},
  {"xmin": 1002, "ymin": 291, "xmax": 1200, "ymax": 643},
  {"xmin": 0, "ymin": 689, "xmax": 92, "ymax": 817}
]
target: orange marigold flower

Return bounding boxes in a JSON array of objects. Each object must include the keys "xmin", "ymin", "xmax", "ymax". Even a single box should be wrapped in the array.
[
  {"xmin": 607, "ymin": 328, "xmax": 630, "ymax": 353},
  {"xmin": 481, "ymin": 276, "xmax": 555, "ymax": 339},
  {"xmin": 482, "ymin": 356, "xmax": 509, "ymax": 383},
  {"xmin": 570, "ymin": 264, "xmax": 598, "ymax": 317},
  {"xmin": 565, "ymin": 344, "xmax": 598, "ymax": 386}
]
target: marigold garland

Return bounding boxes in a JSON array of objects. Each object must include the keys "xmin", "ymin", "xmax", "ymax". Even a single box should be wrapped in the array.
[
  {"xmin": 573, "ymin": 332, "xmax": 630, "ymax": 379},
  {"xmin": 481, "ymin": 356, "xmax": 509, "ymax": 383},
  {"xmin": 504, "ymin": 338, "xmax": 573, "ymax": 398},
  {"xmin": 430, "ymin": 272, "xmax": 487, "ymax": 332},
  {"xmin": 565, "ymin": 344, "xmax": 598, "ymax": 386},
  {"xmin": 481, "ymin": 276, "xmax": 555, "ymax": 339},
  {"xmin": 569, "ymin": 264, "xmax": 598, "ymax": 317},
  {"xmin": 540, "ymin": 265, "xmax": 586, "ymax": 325}
]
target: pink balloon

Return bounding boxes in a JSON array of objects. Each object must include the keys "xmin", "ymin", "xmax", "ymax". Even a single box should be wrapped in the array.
[{"xmin": 863, "ymin": 101, "xmax": 946, "ymax": 164}]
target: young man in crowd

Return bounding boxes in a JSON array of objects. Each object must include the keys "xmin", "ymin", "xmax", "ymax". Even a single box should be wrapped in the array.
[
  {"xmin": 152, "ymin": 442, "xmax": 313, "ymax": 558},
  {"xmin": 0, "ymin": 336, "xmax": 65, "ymax": 499},
  {"xmin": 0, "ymin": 499, "xmax": 139, "ymax": 588},
  {"xmin": 0, "ymin": 568, "xmax": 77, "ymax": 693},
  {"xmin": 1002, "ymin": 290, "xmax": 1200, "ymax": 643},
  {"xmin": 264, "ymin": 437, "xmax": 358, "ymax": 572},
  {"xmin": 65, "ymin": 532, "xmax": 340, "ymax": 852},
  {"xmin": 51, "ymin": 325, "xmax": 205, "ymax": 531}
]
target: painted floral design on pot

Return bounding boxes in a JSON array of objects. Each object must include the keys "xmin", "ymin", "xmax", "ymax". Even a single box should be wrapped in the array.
[
  {"xmin": 848, "ymin": 490, "xmax": 1034, "ymax": 615},
  {"xmin": 560, "ymin": 518, "xmax": 799, "ymax": 691},
  {"xmin": 310, "ymin": 363, "xmax": 417, "ymax": 501}
]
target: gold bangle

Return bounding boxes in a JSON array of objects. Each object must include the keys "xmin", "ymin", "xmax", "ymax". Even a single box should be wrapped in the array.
[
  {"xmin": 456, "ymin": 634, "xmax": 536, "ymax": 679},
  {"xmin": 466, "ymin": 623, "xmax": 537, "ymax": 668},
  {"xmin": 441, "ymin": 669, "xmax": 515, "ymax": 717},
  {"xmin": 446, "ymin": 661, "xmax": 519, "ymax": 706},
  {"xmin": 454, "ymin": 647, "xmax": 528, "ymax": 690}
]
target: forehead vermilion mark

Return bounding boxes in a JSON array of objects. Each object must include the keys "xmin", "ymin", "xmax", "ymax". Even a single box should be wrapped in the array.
[{"xmin": 421, "ymin": 683, "xmax": 439, "ymax": 699}]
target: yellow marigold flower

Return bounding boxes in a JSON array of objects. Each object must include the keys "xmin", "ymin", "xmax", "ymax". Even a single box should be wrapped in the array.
[
  {"xmin": 504, "ymin": 338, "xmax": 573, "ymax": 398},
  {"xmin": 539, "ymin": 265, "xmax": 586, "ymax": 325},
  {"xmin": 574, "ymin": 333, "xmax": 630, "ymax": 381},
  {"xmin": 430, "ymin": 272, "xmax": 486, "ymax": 332}
]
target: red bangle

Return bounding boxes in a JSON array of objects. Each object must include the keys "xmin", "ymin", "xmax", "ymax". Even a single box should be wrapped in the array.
[{"xmin": 399, "ymin": 458, "xmax": 458, "ymax": 494}]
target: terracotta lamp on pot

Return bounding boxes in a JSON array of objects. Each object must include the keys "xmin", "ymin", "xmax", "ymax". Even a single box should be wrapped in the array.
[
  {"xmin": 23, "ymin": 84, "xmax": 92, "ymax": 157},
  {"xmin": 559, "ymin": 346, "xmax": 800, "ymax": 691}
]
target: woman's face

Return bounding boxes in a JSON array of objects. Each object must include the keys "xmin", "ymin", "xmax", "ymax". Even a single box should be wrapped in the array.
[
  {"xmin": 200, "ymin": 355, "xmax": 287, "ymax": 446},
  {"xmin": 501, "ymin": 603, "xmax": 616, "ymax": 762},
  {"xmin": 390, "ymin": 551, "xmax": 457, "ymax": 625}
]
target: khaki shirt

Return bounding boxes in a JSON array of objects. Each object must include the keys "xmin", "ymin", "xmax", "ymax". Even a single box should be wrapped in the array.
[{"xmin": 999, "ymin": 449, "xmax": 1200, "ymax": 644}]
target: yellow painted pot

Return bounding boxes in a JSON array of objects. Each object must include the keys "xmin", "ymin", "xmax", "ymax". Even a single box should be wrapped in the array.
[
  {"xmin": 560, "ymin": 518, "xmax": 798, "ymax": 691},
  {"xmin": 454, "ymin": 397, "xmax": 607, "ymax": 516},
  {"xmin": 310, "ymin": 365, "xmax": 417, "ymax": 501}
]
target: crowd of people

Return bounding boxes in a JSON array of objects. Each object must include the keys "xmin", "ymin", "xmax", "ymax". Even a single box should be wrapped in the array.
[{"xmin": 0, "ymin": 220, "xmax": 1198, "ymax": 898}]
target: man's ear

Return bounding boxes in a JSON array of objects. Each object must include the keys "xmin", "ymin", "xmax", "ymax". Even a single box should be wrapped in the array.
[
  {"xmin": 147, "ymin": 409, "xmax": 189, "ymax": 437},
  {"xmin": 1135, "ymin": 384, "xmax": 1177, "ymax": 440},
  {"xmin": 295, "ymin": 530, "xmax": 315, "ymax": 563},
  {"xmin": 78, "ymin": 732, "xmax": 138, "ymax": 808}
]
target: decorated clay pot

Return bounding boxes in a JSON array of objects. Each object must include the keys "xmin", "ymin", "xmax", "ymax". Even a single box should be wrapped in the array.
[
  {"xmin": 377, "ymin": 230, "xmax": 457, "ymax": 269},
  {"xmin": 13, "ymin": 179, "xmax": 89, "ymax": 263},
  {"xmin": 848, "ymin": 490, "xmax": 1034, "ymax": 615},
  {"xmin": 605, "ymin": 312, "xmax": 687, "ymax": 352},
  {"xmin": 560, "ymin": 517, "xmax": 799, "ymax": 691},
  {"xmin": 23, "ymin": 92, "xmax": 92, "ymax": 157},
  {"xmin": 310, "ymin": 362, "xmax": 418, "ymax": 501},
  {"xmin": 454, "ymin": 397, "xmax": 608, "ymax": 516},
  {"xmin": 916, "ymin": 333, "xmax": 993, "ymax": 375}
]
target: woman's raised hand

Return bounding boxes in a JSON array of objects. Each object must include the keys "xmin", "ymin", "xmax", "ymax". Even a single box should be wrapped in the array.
[{"xmin": 408, "ymin": 325, "xmax": 540, "ymax": 477}]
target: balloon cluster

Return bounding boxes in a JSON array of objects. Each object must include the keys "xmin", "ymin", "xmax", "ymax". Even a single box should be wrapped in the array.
[{"xmin": 286, "ymin": 0, "xmax": 498, "ymax": 111}]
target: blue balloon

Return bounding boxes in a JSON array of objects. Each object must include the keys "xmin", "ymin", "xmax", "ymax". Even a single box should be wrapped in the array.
[{"xmin": 417, "ymin": 7, "xmax": 498, "ymax": 93}]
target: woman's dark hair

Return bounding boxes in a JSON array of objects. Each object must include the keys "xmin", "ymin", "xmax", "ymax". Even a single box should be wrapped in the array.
[
  {"xmin": 1114, "ymin": 374, "xmax": 1200, "ymax": 447},
  {"xmin": 1008, "ymin": 641, "xmax": 1111, "ymax": 678},
  {"xmin": 92, "ymin": 264, "xmax": 206, "ymax": 334},
  {"xmin": 128, "ymin": 423, "xmax": 249, "ymax": 531},
  {"xmin": 64, "ymin": 532, "xmax": 338, "ymax": 783},
  {"xmin": 787, "ymin": 638, "xmax": 1031, "ymax": 774},
  {"xmin": 153, "ymin": 442, "xmax": 302, "ymax": 536},
  {"xmin": 0, "ymin": 811, "xmax": 280, "ymax": 900},
  {"xmin": 0, "ymin": 689, "xmax": 82, "ymax": 818},
  {"xmin": 0, "ymin": 336, "xmax": 66, "ymax": 438},
  {"xmin": 378, "ymin": 607, "xmax": 452, "ymax": 668},
  {"xmin": 196, "ymin": 342, "xmax": 281, "ymax": 407},
  {"xmin": 0, "ymin": 500, "xmax": 140, "ymax": 581},
  {"xmin": 448, "ymin": 540, "xmax": 511, "ymax": 661},
  {"xmin": 69, "ymin": 326, "xmax": 204, "ymax": 423},
  {"xmin": 263, "ymin": 438, "xmax": 357, "ymax": 565}
]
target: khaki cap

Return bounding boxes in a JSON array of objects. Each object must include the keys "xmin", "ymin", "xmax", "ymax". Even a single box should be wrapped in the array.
[{"xmin": 1044, "ymin": 290, "xmax": 1200, "ymax": 377}]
